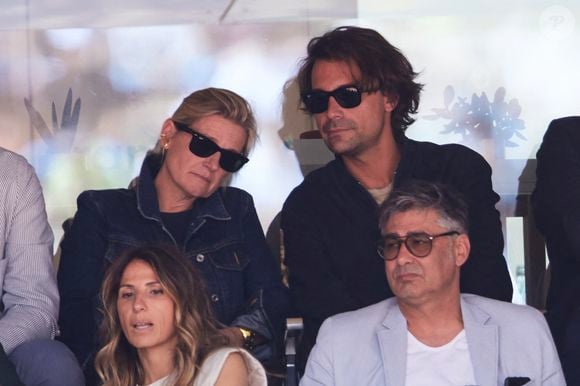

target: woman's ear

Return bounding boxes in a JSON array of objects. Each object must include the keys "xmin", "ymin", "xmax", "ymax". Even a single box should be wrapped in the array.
[
  {"xmin": 160, "ymin": 118, "xmax": 177, "ymax": 140},
  {"xmin": 159, "ymin": 118, "xmax": 178, "ymax": 151}
]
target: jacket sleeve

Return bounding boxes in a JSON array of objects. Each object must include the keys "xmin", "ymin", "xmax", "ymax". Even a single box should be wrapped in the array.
[
  {"xmin": 532, "ymin": 119, "xmax": 580, "ymax": 260},
  {"xmin": 281, "ymin": 189, "xmax": 360, "ymax": 326},
  {"xmin": 0, "ymin": 160, "xmax": 58, "ymax": 354},
  {"xmin": 281, "ymin": 186, "xmax": 369, "ymax": 372},
  {"xmin": 534, "ymin": 310, "xmax": 567, "ymax": 385},
  {"xmin": 229, "ymin": 195, "xmax": 289, "ymax": 360},
  {"xmin": 57, "ymin": 191, "xmax": 107, "ymax": 366},
  {"xmin": 448, "ymin": 147, "xmax": 513, "ymax": 302}
]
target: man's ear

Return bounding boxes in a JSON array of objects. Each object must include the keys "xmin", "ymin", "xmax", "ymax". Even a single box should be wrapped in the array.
[
  {"xmin": 383, "ymin": 92, "xmax": 398, "ymax": 113},
  {"xmin": 454, "ymin": 234, "xmax": 471, "ymax": 267}
]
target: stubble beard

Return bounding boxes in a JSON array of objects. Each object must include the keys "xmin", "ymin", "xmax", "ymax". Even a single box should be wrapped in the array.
[
  {"xmin": 321, "ymin": 118, "xmax": 366, "ymax": 156},
  {"xmin": 321, "ymin": 115, "xmax": 387, "ymax": 158}
]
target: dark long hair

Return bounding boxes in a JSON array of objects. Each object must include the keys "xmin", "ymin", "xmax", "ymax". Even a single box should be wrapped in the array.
[
  {"xmin": 95, "ymin": 245, "xmax": 228, "ymax": 386},
  {"xmin": 297, "ymin": 26, "xmax": 423, "ymax": 142}
]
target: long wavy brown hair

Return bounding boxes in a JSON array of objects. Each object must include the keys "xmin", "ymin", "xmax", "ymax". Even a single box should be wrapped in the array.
[{"xmin": 95, "ymin": 245, "xmax": 228, "ymax": 386}]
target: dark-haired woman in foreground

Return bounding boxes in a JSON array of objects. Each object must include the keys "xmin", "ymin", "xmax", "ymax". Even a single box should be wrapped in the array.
[{"xmin": 96, "ymin": 246, "xmax": 267, "ymax": 386}]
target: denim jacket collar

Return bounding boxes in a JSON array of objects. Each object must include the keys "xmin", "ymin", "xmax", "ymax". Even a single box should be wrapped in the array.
[{"xmin": 135, "ymin": 153, "xmax": 231, "ymax": 223}]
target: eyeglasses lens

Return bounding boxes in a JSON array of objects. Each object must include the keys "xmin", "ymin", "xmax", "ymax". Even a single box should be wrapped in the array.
[
  {"xmin": 379, "ymin": 235, "xmax": 433, "ymax": 260},
  {"xmin": 219, "ymin": 152, "xmax": 246, "ymax": 172},
  {"xmin": 174, "ymin": 121, "xmax": 248, "ymax": 172},
  {"xmin": 334, "ymin": 86, "xmax": 362, "ymax": 108},
  {"xmin": 382, "ymin": 239, "xmax": 403, "ymax": 260},
  {"xmin": 303, "ymin": 86, "xmax": 362, "ymax": 114},
  {"xmin": 406, "ymin": 235, "xmax": 432, "ymax": 257},
  {"xmin": 189, "ymin": 135, "xmax": 248, "ymax": 172},
  {"xmin": 189, "ymin": 134, "xmax": 218, "ymax": 158}
]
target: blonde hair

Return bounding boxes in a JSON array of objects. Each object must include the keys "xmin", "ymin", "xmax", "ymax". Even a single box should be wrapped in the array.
[
  {"xmin": 152, "ymin": 87, "xmax": 257, "ymax": 158},
  {"xmin": 95, "ymin": 245, "xmax": 228, "ymax": 386}
]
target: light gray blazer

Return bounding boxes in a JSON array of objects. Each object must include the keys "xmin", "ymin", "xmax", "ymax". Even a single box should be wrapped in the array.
[{"xmin": 301, "ymin": 294, "xmax": 565, "ymax": 386}]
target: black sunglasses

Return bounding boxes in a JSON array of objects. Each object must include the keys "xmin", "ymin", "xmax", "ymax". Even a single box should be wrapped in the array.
[
  {"xmin": 172, "ymin": 121, "xmax": 249, "ymax": 172},
  {"xmin": 377, "ymin": 231, "xmax": 460, "ymax": 261},
  {"xmin": 302, "ymin": 85, "xmax": 363, "ymax": 114}
]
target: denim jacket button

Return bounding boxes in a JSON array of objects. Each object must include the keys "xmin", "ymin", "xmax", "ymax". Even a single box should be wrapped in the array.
[
  {"xmin": 211, "ymin": 294, "xmax": 220, "ymax": 302},
  {"xmin": 196, "ymin": 253, "xmax": 205, "ymax": 263}
]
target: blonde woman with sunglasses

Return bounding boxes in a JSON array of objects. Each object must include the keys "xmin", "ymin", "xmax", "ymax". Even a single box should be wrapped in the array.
[{"xmin": 57, "ymin": 88, "xmax": 288, "ymax": 385}]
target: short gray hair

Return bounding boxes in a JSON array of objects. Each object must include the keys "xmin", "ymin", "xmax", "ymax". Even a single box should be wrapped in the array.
[{"xmin": 379, "ymin": 180, "xmax": 469, "ymax": 234}]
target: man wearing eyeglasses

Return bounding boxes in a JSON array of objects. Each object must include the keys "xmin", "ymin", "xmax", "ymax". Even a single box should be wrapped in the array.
[
  {"xmin": 281, "ymin": 25, "xmax": 513, "ymax": 372},
  {"xmin": 300, "ymin": 181, "xmax": 564, "ymax": 386}
]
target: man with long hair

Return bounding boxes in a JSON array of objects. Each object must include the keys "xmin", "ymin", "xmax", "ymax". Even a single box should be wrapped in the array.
[{"xmin": 281, "ymin": 26, "xmax": 512, "ymax": 371}]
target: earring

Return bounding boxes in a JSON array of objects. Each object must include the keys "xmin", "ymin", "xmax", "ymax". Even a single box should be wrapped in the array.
[{"xmin": 162, "ymin": 142, "xmax": 169, "ymax": 160}]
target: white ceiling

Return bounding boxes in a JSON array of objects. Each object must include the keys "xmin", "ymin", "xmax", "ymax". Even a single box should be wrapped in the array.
[
  {"xmin": 0, "ymin": 0, "xmax": 358, "ymax": 30},
  {"xmin": 0, "ymin": 0, "xmax": 562, "ymax": 31}
]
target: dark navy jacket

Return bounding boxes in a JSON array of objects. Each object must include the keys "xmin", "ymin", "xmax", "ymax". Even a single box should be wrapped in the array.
[
  {"xmin": 57, "ymin": 154, "xmax": 288, "ymax": 372},
  {"xmin": 532, "ymin": 117, "xmax": 580, "ymax": 384},
  {"xmin": 281, "ymin": 137, "xmax": 512, "ymax": 369}
]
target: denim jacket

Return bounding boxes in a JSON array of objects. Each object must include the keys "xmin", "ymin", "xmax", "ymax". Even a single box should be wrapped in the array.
[{"xmin": 57, "ymin": 154, "xmax": 288, "ymax": 372}]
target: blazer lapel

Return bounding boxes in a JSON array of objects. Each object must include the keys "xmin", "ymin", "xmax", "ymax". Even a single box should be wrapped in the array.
[
  {"xmin": 461, "ymin": 297, "xmax": 499, "ymax": 386},
  {"xmin": 377, "ymin": 299, "xmax": 408, "ymax": 386}
]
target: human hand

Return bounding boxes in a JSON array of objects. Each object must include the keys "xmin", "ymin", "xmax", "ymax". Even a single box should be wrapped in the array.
[{"xmin": 220, "ymin": 327, "xmax": 244, "ymax": 347}]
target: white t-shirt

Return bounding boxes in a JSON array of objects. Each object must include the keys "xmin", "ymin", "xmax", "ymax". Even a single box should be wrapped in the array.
[
  {"xmin": 405, "ymin": 329, "xmax": 477, "ymax": 386},
  {"xmin": 144, "ymin": 347, "xmax": 267, "ymax": 386},
  {"xmin": 367, "ymin": 183, "xmax": 393, "ymax": 205}
]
